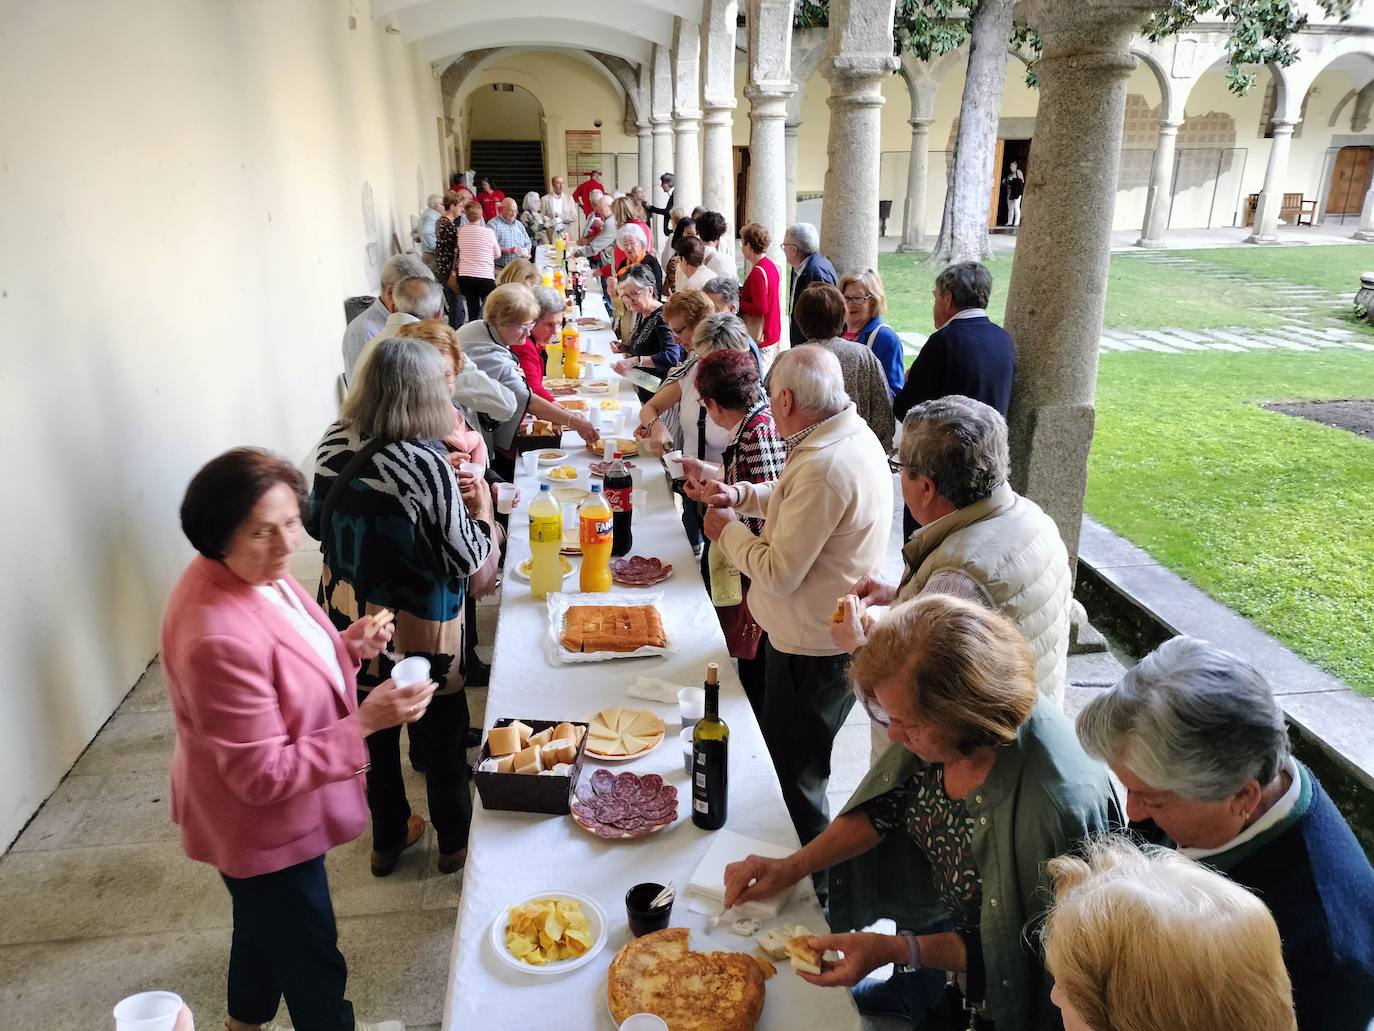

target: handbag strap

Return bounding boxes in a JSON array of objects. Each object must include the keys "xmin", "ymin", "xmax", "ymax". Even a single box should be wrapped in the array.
[
  {"xmin": 696, "ymin": 397, "xmax": 708, "ymax": 462},
  {"xmin": 319, "ymin": 436, "xmax": 391, "ymax": 537}
]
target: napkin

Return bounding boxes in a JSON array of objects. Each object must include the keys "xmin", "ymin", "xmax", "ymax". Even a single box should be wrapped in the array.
[
  {"xmin": 686, "ymin": 828, "xmax": 796, "ymax": 920},
  {"xmin": 627, "ymin": 676, "xmax": 688, "ymax": 704}
]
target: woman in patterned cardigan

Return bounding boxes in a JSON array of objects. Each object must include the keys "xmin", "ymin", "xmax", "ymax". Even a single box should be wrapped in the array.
[
  {"xmin": 306, "ymin": 336, "xmax": 501, "ymax": 878},
  {"xmin": 682, "ymin": 348, "xmax": 786, "ymax": 711}
]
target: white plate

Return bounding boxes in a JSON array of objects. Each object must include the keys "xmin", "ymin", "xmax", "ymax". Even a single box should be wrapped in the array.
[
  {"xmin": 490, "ymin": 890, "xmax": 608, "ymax": 976},
  {"xmin": 509, "ymin": 555, "xmax": 575, "ymax": 582},
  {"xmin": 537, "ymin": 450, "xmax": 570, "ymax": 466}
]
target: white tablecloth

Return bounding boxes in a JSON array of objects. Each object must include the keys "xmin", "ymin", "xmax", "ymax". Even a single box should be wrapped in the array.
[{"xmin": 441, "ymin": 315, "xmax": 861, "ymax": 1030}]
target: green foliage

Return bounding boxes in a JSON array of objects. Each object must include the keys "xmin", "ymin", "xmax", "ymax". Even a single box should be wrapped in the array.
[
  {"xmin": 1146, "ymin": 0, "xmax": 1353, "ymax": 93},
  {"xmin": 793, "ymin": 0, "xmax": 829, "ymax": 29},
  {"xmin": 893, "ymin": 0, "xmax": 969, "ymax": 61}
]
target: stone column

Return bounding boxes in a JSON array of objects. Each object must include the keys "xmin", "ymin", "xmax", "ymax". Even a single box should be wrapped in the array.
[
  {"xmin": 1003, "ymin": 0, "xmax": 1163, "ymax": 569},
  {"xmin": 745, "ymin": 0, "xmax": 797, "ymax": 268},
  {"xmin": 672, "ymin": 19, "xmax": 704, "ymax": 213},
  {"xmin": 1136, "ymin": 118, "xmax": 1183, "ymax": 248},
  {"xmin": 638, "ymin": 121, "xmax": 654, "ymax": 196},
  {"xmin": 897, "ymin": 117, "xmax": 933, "ymax": 252},
  {"xmin": 701, "ymin": 0, "xmax": 739, "ymax": 244},
  {"xmin": 1353, "ymin": 180, "xmax": 1374, "ymax": 241},
  {"xmin": 1246, "ymin": 119, "xmax": 1296, "ymax": 244},
  {"xmin": 651, "ymin": 44, "xmax": 676, "ymax": 216},
  {"xmin": 783, "ymin": 121, "xmax": 800, "ymax": 227},
  {"xmin": 818, "ymin": 0, "xmax": 898, "ymax": 275}
]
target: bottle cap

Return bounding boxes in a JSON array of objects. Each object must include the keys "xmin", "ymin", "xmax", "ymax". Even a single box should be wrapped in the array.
[
  {"xmin": 591, "ymin": 484, "xmax": 602, "ymax": 493},
  {"xmin": 539, "ymin": 483, "xmax": 551, "ymax": 492}
]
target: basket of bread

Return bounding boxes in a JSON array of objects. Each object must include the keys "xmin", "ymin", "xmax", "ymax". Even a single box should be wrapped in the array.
[{"xmin": 474, "ymin": 718, "xmax": 589, "ymax": 815}]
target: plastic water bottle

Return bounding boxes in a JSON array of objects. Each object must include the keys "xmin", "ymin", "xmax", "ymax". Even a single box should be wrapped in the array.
[{"xmin": 528, "ymin": 485, "xmax": 564, "ymax": 598}]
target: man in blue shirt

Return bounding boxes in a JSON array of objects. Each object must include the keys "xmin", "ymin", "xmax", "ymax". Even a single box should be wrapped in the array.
[
  {"xmin": 490, "ymin": 197, "xmax": 532, "ymax": 270},
  {"xmin": 782, "ymin": 222, "xmax": 837, "ymax": 348}
]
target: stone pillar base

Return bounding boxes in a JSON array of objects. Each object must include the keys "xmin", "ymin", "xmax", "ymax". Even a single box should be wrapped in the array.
[
  {"xmin": 1134, "ymin": 236, "xmax": 1169, "ymax": 250},
  {"xmin": 1353, "ymin": 230, "xmax": 1374, "ymax": 242},
  {"xmin": 895, "ymin": 242, "xmax": 926, "ymax": 253},
  {"xmin": 1244, "ymin": 233, "xmax": 1281, "ymax": 245}
]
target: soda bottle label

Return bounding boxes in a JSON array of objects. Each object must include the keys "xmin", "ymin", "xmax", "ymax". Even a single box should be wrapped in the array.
[
  {"xmin": 604, "ymin": 485, "xmax": 632, "ymax": 514},
  {"xmin": 579, "ymin": 516, "xmax": 612, "ymax": 546},
  {"xmin": 530, "ymin": 514, "xmax": 561, "ymax": 544}
]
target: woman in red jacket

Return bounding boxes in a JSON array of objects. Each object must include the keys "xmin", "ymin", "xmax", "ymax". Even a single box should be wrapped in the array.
[
  {"xmin": 163, "ymin": 448, "xmax": 435, "ymax": 1031},
  {"xmin": 738, "ymin": 222, "xmax": 782, "ymax": 364}
]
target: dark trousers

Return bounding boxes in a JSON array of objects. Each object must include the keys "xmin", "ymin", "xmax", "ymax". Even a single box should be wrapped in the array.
[
  {"xmin": 220, "ymin": 856, "xmax": 353, "ymax": 1030},
  {"xmin": 442, "ymin": 281, "xmax": 467, "ymax": 329},
  {"xmin": 363, "ymin": 687, "xmax": 472, "ymax": 855},
  {"xmin": 458, "ymin": 275, "xmax": 495, "ymax": 321},
  {"xmin": 761, "ymin": 641, "xmax": 855, "ymax": 848},
  {"xmin": 737, "ymin": 636, "xmax": 768, "ymax": 723}
]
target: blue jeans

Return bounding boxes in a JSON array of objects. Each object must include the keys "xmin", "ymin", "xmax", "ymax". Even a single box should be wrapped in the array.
[
  {"xmin": 851, "ymin": 921, "xmax": 955, "ymax": 1028},
  {"xmin": 220, "ymin": 855, "xmax": 354, "ymax": 1029}
]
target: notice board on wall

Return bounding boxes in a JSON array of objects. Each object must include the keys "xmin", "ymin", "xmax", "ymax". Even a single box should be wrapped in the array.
[{"xmin": 566, "ymin": 131, "xmax": 603, "ymax": 186}]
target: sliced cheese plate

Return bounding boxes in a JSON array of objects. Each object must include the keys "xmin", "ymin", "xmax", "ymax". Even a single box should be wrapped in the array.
[{"xmin": 583, "ymin": 706, "xmax": 666, "ymax": 761}]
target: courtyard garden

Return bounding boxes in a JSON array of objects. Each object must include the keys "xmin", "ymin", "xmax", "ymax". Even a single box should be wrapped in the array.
[{"xmin": 879, "ymin": 245, "xmax": 1374, "ymax": 696}]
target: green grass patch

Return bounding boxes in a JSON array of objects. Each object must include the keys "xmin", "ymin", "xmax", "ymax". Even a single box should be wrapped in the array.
[
  {"xmin": 1173, "ymin": 244, "xmax": 1369, "ymax": 295},
  {"xmin": 1087, "ymin": 350, "xmax": 1374, "ymax": 695}
]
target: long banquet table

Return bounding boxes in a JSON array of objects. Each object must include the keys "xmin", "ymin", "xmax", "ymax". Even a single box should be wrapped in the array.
[{"xmin": 441, "ymin": 293, "xmax": 861, "ymax": 1029}]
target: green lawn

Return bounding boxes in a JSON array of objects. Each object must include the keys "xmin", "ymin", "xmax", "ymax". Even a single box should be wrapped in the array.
[{"xmin": 876, "ymin": 247, "xmax": 1374, "ymax": 696}]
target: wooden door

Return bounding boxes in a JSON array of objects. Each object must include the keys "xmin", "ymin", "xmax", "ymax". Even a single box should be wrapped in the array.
[
  {"xmin": 987, "ymin": 138, "xmax": 1006, "ymax": 228},
  {"xmin": 1326, "ymin": 147, "xmax": 1373, "ymax": 216},
  {"xmin": 734, "ymin": 146, "xmax": 750, "ymax": 232}
]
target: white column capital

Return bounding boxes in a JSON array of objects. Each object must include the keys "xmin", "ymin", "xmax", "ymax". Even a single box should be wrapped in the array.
[
  {"xmin": 908, "ymin": 116, "xmax": 934, "ymax": 133},
  {"xmin": 1269, "ymin": 118, "xmax": 1298, "ymax": 137},
  {"xmin": 1157, "ymin": 118, "xmax": 1184, "ymax": 136}
]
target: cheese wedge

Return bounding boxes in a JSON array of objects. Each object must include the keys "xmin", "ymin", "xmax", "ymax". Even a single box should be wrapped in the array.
[
  {"xmin": 619, "ymin": 733, "xmax": 650, "ymax": 755},
  {"xmin": 626, "ymin": 710, "xmax": 665, "ymax": 736},
  {"xmin": 785, "ymin": 937, "xmax": 823, "ymax": 976},
  {"xmin": 487, "ymin": 726, "xmax": 522, "ymax": 757}
]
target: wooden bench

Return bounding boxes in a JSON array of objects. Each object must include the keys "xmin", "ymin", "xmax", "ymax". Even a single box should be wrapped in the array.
[{"xmin": 1245, "ymin": 192, "xmax": 1318, "ymax": 227}]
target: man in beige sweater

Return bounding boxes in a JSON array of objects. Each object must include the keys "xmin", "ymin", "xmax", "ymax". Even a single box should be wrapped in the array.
[{"xmin": 703, "ymin": 346, "xmax": 893, "ymax": 857}]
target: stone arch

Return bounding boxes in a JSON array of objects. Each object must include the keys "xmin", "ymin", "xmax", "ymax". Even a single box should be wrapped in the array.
[
  {"xmin": 1128, "ymin": 43, "xmax": 1176, "ymax": 121},
  {"xmin": 440, "ymin": 46, "xmax": 634, "ymax": 122},
  {"xmin": 897, "ymin": 48, "xmax": 962, "ymax": 120},
  {"xmin": 784, "ymin": 28, "xmax": 830, "ymax": 124},
  {"xmin": 1283, "ymin": 33, "xmax": 1374, "ymax": 119}
]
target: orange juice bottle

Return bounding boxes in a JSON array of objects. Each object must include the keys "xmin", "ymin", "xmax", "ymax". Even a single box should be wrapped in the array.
[
  {"xmin": 562, "ymin": 323, "xmax": 582, "ymax": 379},
  {"xmin": 578, "ymin": 485, "xmax": 613, "ymax": 593}
]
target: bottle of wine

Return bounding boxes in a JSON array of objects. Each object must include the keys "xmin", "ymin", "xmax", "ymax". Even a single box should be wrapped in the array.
[{"xmin": 691, "ymin": 663, "xmax": 729, "ymax": 830}]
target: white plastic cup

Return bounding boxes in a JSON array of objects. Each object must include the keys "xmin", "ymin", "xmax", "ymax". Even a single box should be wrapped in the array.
[
  {"xmin": 678, "ymin": 686, "xmax": 705, "ymax": 728},
  {"xmin": 680, "ymin": 726, "xmax": 694, "ymax": 776},
  {"xmin": 664, "ymin": 450, "xmax": 685, "ymax": 479},
  {"xmin": 459, "ymin": 461, "xmax": 484, "ymax": 479},
  {"xmin": 113, "ymin": 991, "xmax": 182, "ymax": 1031},
  {"xmin": 390, "ymin": 655, "xmax": 431, "ymax": 688},
  {"xmin": 622, "ymin": 1015, "xmax": 670, "ymax": 1031},
  {"xmin": 521, "ymin": 451, "xmax": 538, "ymax": 477},
  {"xmin": 588, "ymin": 406, "xmax": 603, "ymax": 430},
  {"xmin": 495, "ymin": 483, "xmax": 518, "ymax": 514}
]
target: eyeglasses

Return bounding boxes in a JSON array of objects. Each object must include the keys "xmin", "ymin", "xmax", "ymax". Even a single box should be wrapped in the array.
[
  {"xmin": 886, "ymin": 451, "xmax": 904, "ymax": 473},
  {"xmin": 858, "ymin": 690, "xmax": 892, "ymax": 728},
  {"xmin": 843, "ymin": 293, "xmax": 872, "ymax": 305}
]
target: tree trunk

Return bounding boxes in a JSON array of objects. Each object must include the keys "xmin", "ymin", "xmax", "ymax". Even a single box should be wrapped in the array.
[
  {"xmin": 927, "ymin": 140, "xmax": 958, "ymax": 265},
  {"xmin": 929, "ymin": 0, "xmax": 1014, "ymax": 266}
]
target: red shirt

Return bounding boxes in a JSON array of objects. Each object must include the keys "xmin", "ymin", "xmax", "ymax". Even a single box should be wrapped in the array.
[
  {"xmin": 572, "ymin": 177, "xmax": 605, "ymax": 215},
  {"xmin": 477, "ymin": 188, "xmax": 505, "ymax": 223},
  {"xmin": 512, "ymin": 337, "xmax": 554, "ymax": 402},
  {"xmin": 739, "ymin": 256, "xmax": 782, "ymax": 347}
]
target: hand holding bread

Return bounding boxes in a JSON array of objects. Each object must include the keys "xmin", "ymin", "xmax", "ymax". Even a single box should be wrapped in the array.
[
  {"xmin": 829, "ymin": 594, "xmax": 872, "ymax": 655},
  {"xmin": 790, "ymin": 931, "xmax": 902, "ymax": 989}
]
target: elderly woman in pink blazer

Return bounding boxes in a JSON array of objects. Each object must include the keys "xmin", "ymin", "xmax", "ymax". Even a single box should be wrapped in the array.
[{"xmin": 163, "ymin": 447, "xmax": 433, "ymax": 1031}]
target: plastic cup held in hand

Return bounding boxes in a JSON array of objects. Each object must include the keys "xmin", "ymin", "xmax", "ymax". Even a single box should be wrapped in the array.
[
  {"xmin": 664, "ymin": 451, "xmax": 685, "ymax": 479},
  {"xmin": 495, "ymin": 483, "xmax": 518, "ymax": 514},
  {"xmin": 113, "ymin": 991, "xmax": 183, "ymax": 1031},
  {"xmin": 390, "ymin": 655, "xmax": 431, "ymax": 688},
  {"xmin": 459, "ymin": 461, "xmax": 484, "ymax": 479},
  {"xmin": 678, "ymin": 686, "xmax": 705, "ymax": 728}
]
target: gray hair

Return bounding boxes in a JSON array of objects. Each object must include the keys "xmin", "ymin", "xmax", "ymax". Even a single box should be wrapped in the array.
[
  {"xmin": 531, "ymin": 285, "xmax": 564, "ymax": 316},
  {"xmin": 618, "ymin": 262, "xmax": 658, "ymax": 294},
  {"xmin": 589, "ymin": 188, "xmax": 604, "ymax": 204},
  {"xmin": 899, "ymin": 396, "xmax": 1008, "ymax": 508},
  {"xmin": 691, "ymin": 313, "xmax": 752, "ymax": 357},
  {"xmin": 426, "ymin": 194, "xmax": 442, "ymax": 210},
  {"xmin": 523, "ymin": 190, "xmax": 541, "ymax": 212},
  {"xmin": 935, "ymin": 261, "xmax": 993, "ymax": 311},
  {"xmin": 616, "ymin": 223, "xmax": 648, "ymax": 250},
  {"xmin": 381, "ymin": 253, "xmax": 434, "ymax": 288},
  {"xmin": 391, "ymin": 276, "xmax": 445, "ymax": 319},
  {"xmin": 1076, "ymin": 636, "xmax": 1290, "ymax": 802},
  {"xmin": 783, "ymin": 222, "xmax": 819, "ymax": 256},
  {"xmin": 702, "ymin": 276, "xmax": 739, "ymax": 308},
  {"xmin": 770, "ymin": 344, "xmax": 848, "ymax": 416},
  {"xmin": 341, "ymin": 336, "xmax": 454, "ymax": 441}
]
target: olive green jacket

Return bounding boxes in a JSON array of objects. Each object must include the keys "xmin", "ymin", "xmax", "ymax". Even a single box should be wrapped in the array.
[{"xmin": 828, "ymin": 699, "xmax": 1121, "ymax": 1031}]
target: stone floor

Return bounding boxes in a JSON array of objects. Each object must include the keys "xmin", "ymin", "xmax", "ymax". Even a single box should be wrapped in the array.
[{"xmin": 1, "ymin": 495, "xmax": 1128, "ymax": 1030}]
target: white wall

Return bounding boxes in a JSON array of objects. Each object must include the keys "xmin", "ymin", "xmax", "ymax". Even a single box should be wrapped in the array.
[{"xmin": 0, "ymin": 0, "xmax": 443, "ymax": 848}]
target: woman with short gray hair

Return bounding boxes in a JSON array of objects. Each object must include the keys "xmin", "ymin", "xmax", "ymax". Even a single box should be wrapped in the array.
[
  {"xmin": 1076, "ymin": 636, "xmax": 1374, "ymax": 1030},
  {"xmin": 307, "ymin": 336, "xmax": 503, "ymax": 878},
  {"xmin": 611, "ymin": 263, "xmax": 680, "ymax": 401}
]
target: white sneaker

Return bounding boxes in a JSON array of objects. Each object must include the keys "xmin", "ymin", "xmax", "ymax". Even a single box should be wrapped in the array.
[{"xmin": 355, "ymin": 1021, "xmax": 406, "ymax": 1031}]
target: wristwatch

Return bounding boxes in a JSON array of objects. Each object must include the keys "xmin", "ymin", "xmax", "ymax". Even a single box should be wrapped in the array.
[{"xmin": 894, "ymin": 930, "xmax": 922, "ymax": 973}]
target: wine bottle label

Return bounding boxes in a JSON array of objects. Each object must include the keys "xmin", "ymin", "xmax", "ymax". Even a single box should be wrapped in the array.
[
  {"xmin": 695, "ymin": 771, "xmax": 706, "ymax": 788},
  {"xmin": 605, "ymin": 486, "xmax": 632, "ymax": 513},
  {"xmin": 530, "ymin": 515, "xmax": 561, "ymax": 544},
  {"xmin": 693, "ymin": 798, "xmax": 709, "ymax": 814}
]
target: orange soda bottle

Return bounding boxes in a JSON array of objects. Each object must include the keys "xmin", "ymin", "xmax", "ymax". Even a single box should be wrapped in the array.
[
  {"xmin": 562, "ymin": 323, "xmax": 582, "ymax": 379},
  {"xmin": 578, "ymin": 485, "xmax": 613, "ymax": 593},
  {"xmin": 553, "ymin": 269, "xmax": 565, "ymax": 294}
]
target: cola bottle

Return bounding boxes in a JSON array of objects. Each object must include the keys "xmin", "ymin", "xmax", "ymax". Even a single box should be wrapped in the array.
[{"xmin": 604, "ymin": 452, "xmax": 634, "ymax": 556}]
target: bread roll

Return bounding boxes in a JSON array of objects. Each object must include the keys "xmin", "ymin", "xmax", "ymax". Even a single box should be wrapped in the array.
[
  {"xmin": 552, "ymin": 721, "xmax": 578, "ymax": 743},
  {"xmin": 495, "ymin": 754, "xmax": 516, "ymax": 774},
  {"xmin": 509, "ymin": 721, "xmax": 534, "ymax": 746},
  {"xmin": 528, "ymin": 727, "xmax": 554, "ymax": 748},
  {"xmin": 487, "ymin": 725, "xmax": 522, "ymax": 757},
  {"xmin": 513, "ymin": 744, "xmax": 543, "ymax": 775},
  {"xmin": 544, "ymin": 740, "xmax": 577, "ymax": 766}
]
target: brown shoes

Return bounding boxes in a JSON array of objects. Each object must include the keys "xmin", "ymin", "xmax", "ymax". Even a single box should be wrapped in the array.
[
  {"xmin": 370, "ymin": 814, "xmax": 426, "ymax": 877},
  {"xmin": 437, "ymin": 847, "xmax": 468, "ymax": 874}
]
